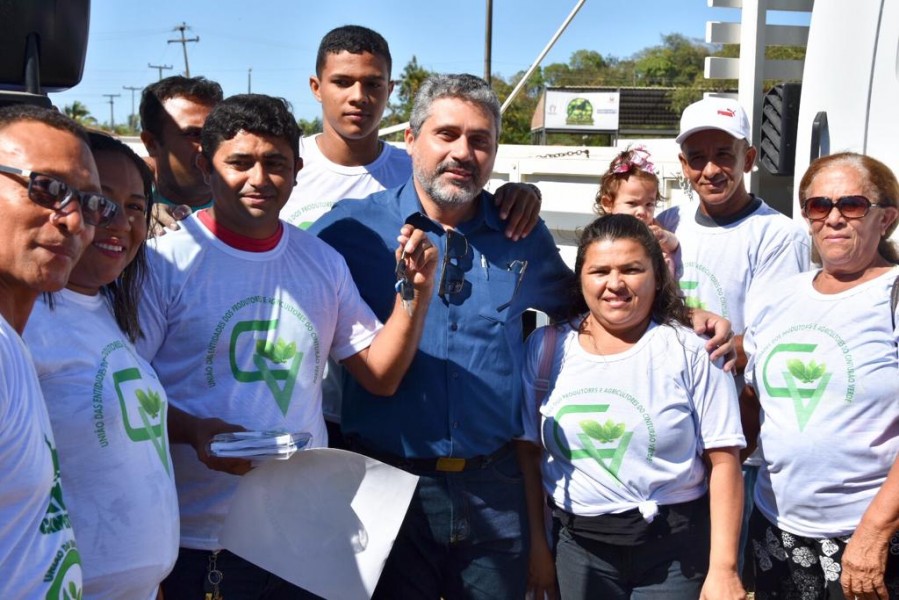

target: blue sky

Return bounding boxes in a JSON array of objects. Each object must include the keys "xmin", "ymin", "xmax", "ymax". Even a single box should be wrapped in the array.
[{"xmin": 49, "ymin": 0, "xmax": 810, "ymax": 125}]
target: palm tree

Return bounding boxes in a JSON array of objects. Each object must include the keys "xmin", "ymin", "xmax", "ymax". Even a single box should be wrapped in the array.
[{"xmin": 63, "ymin": 101, "xmax": 97, "ymax": 126}]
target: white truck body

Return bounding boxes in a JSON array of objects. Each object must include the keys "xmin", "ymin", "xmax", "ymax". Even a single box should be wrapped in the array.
[{"xmin": 792, "ymin": 0, "xmax": 899, "ymax": 219}]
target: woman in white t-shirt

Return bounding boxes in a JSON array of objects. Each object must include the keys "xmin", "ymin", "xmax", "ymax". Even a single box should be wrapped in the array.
[
  {"xmin": 517, "ymin": 214, "xmax": 746, "ymax": 599},
  {"xmin": 743, "ymin": 152, "xmax": 899, "ymax": 600},
  {"xmin": 25, "ymin": 132, "xmax": 178, "ymax": 600}
]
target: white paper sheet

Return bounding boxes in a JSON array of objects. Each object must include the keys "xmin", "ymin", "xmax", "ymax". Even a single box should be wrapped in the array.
[{"xmin": 220, "ymin": 448, "xmax": 418, "ymax": 600}]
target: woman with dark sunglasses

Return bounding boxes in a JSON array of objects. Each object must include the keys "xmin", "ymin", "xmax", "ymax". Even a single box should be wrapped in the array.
[
  {"xmin": 743, "ymin": 152, "xmax": 899, "ymax": 599},
  {"xmin": 24, "ymin": 132, "xmax": 178, "ymax": 599}
]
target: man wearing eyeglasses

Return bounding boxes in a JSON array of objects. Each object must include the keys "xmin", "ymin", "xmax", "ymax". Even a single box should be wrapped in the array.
[
  {"xmin": 310, "ymin": 73, "xmax": 571, "ymax": 599},
  {"xmin": 0, "ymin": 104, "xmax": 117, "ymax": 598},
  {"xmin": 656, "ymin": 96, "xmax": 811, "ymax": 585}
]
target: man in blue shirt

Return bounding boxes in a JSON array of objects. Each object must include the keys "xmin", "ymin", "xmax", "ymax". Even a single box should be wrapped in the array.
[{"xmin": 311, "ymin": 73, "xmax": 571, "ymax": 599}]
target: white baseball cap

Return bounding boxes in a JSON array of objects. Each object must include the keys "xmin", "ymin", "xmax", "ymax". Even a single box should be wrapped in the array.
[{"xmin": 676, "ymin": 96, "xmax": 751, "ymax": 145}]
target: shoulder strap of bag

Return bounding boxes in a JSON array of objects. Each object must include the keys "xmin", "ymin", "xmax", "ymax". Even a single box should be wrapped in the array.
[
  {"xmin": 534, "ymin": 325, "xmax": 559, "ymax": 406},
  {"xmin": 891, "ymin": 275, "xmax": 899, "ymax": 331}
]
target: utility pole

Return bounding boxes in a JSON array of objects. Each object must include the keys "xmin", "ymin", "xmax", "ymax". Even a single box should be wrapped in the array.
[
  {"xmin": 103, "ymin": 93, "xmax": 121, "ymax": 130},
  {"xmin": 484, "ymin": 0, "xmax": 493, "ymax": 84},
  {"xmin": 168, "ymin": 22, "xmax": 199, "ymax": 77},
  {"xmin": 248, "ymin": 68, "xmax": 252, "ymax": 93},
  {"xmin": 148, "ymin": 62, "xmax": 173, "ymax": 81},
  {"xmin": 123, "ymin": 85, "xmax": 142, "ymax": 131}
]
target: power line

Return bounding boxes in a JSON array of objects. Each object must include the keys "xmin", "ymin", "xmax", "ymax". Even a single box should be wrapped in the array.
[
  {"xmin": 168, "ymin": 22, "xmax": 199, "ymax": 77},
  {"xmin": 148, "ymin": 63, "xmax": 173, "ymax": 81}
]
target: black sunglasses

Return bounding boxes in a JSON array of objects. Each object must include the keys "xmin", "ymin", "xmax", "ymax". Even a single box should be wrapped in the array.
[
  {"xmin": 0, "ymin": 164, "xmax": 119, "ymax": 227},
  {"xmin": 439, "ymin": 228, "xmax": 469, "ymax": 297},
  {"xmin": 403, "ymin": 212, "xmax": 470, "ymax": 298},
  {"xmin": 802, "ymin": 195, "xmax": 883, "ymax": 221}
]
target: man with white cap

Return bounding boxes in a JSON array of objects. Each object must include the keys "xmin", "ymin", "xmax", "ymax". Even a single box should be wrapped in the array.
[
  {"xmin": 658, "ymin": 95, "xmax": 809, "ymax": 373},
  {"xmin": 656, "ymin": 95, "xmax": 810, "ymax": 582}
]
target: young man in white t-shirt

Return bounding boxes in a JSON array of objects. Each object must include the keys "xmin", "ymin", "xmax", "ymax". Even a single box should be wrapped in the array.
[
  {"xmin": 0, "ymin": 105, "xmax": 116, "ymax": 598},
  {"xmin": 139, "ymin": 93, "xmax": 437, "ymax": 600}
]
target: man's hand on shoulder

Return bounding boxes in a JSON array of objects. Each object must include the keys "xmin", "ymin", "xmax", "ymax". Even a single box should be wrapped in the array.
[
  {"xmin": 150, "ymin": 203, "xmax": 192, "ymax": 237},
  {"xmin": 494, "ymin": 182, "xmax": 542, "ymax": 241},
  {"xmin": 691, "ymin": 309, "xmax": 737, "ymax": 371}
]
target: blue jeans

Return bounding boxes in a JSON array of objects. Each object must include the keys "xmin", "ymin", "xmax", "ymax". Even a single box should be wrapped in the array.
[
  {"xmin": 162, "ymin": 548, "xmax": 323, "ymax": 600},
  {"xmin": 372, "ymin": 449, "xmax": 529, "ymax": 600},
  {"xmin": 553, "ymin": 509, "xmax": 709, "ymax": 599}
]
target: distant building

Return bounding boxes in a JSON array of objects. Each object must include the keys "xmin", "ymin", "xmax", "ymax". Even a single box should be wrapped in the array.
[{"xmin": 531, "ymin": 86, "xmax": 684, "ymax": 144}]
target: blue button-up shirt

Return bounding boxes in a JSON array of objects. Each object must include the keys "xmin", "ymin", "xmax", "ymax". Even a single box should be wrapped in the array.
[{"xmin": 310, "ymin": 178, "xmax": 573, "ymax": 458}]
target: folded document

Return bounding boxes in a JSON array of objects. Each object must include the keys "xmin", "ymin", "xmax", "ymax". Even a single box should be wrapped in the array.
[{"xmin": 209, "ymin": 431, "xmax": 311, "ymax": 460}]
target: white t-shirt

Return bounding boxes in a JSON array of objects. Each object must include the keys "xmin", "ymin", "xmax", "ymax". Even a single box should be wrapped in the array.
[
  {"xmin": 26, "ymin": 289, "xmax": 178, "ymax": 600},
  {"xmin": 521, "ymin": 321, "xmax": 745, "ymax": 519},
  {"xmin": 281, "ymin": 134, "xmax": 411, "ymax": 424},
  {"xmin": 281, "ymin": 134, "xmax": 411, "ymax": 229},
  {"xmin": 137, "ymin": 214, "xmax": 382, "ymax": 550},
  {"xmin": 744, "ymin": 268, "xmax": 899, "ymax": 538},
  {"xmin": 0, "ymin": 316, "xmax": 82, "ymax": 599},
  {"xmin": 656, "ymin": 198, "xmax": 810, "ymax": 334}
]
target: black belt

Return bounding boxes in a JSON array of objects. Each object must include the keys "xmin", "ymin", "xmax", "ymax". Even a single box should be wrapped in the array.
[{"xmin": 348, "ymin": 440, "xmax": 513, "ymax": 473}]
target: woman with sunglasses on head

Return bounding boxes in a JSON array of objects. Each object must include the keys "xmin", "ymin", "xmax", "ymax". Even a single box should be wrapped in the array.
[
  {"xmin": 517, "ymin": 214, "xmax": 746, "ymax": 600},
  {"xmin": 24, "ymin": 132, "xmax": 178, "ymax": 599},
  {"xmin": 742, "ymin": 152, "xmax": 899, "ymax": 599}
]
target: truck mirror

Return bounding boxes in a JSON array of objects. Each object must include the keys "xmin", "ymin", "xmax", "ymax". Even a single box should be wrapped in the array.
[
  {"xmin": 0, "ymin": 0, "xmax": 90, "ymax": 106},
  {"xmin": 759, "ymin": 83, "xmax": 802, "ymax": 176}
]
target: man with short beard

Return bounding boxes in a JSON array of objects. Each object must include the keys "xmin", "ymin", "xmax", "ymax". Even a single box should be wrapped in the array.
[{"xmin": 310, "ymin": 73, "xmax": 571, "ymax": 599}]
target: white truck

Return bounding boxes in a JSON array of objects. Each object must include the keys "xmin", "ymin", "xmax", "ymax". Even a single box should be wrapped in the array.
[{"xmin": 490, "ymin": 0, "xmax": 899, "ymax": 261}]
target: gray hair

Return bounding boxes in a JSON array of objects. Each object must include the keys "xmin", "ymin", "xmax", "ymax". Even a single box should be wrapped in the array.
[{"xmin": 409, "ymin": 73, "xmax": 501, "ymax": 139}]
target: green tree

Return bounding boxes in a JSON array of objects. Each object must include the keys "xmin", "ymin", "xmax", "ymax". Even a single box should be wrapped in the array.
[
  {"xmin": 386, "ymin": 55, "xmax": 433, "ymax": 126},
  {"xmin": 542, "ymin": 49, "xmax": 613, "ymax": 87},
  {"xmin": 297, "ymin": 116, "xmax": 323, "ymax": 136},
  {"xmin": 634, "ymin": 33, "xmax": 711, "ymax": 87},
  {"xmin": 492, "ymin": 73, "xmax": 538, "ymax": 145},
  {"xmin": 570, "ymin": 49, "xmax": 608, "ymax": 74},
  {"xmin": 63, "ymin": 101, "xmax": 96, "ymax": 126}
]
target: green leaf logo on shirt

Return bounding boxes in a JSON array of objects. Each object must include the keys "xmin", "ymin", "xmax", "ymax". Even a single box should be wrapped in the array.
[
  {"xmin": 679, "ymin": 280, "xmax": 708, "ymax": 310},
  {"xmin": 44, "ymin": 539, "xmax": 82, "ymax": 600},
  {"xmin": 135, "ymin": 389, "xmax": 162, "ymax": 418},
  {"xmin": 40, "ymin": 436, "xmax": 72, "ymax": 535},
  {"xmin": 63, "ymin": 579, "xmax": 82, "ymax": 600},
  {"xmin": 786, "ymin": 359, "xmax": 826, "ymax": 384},
  {"xmin": 134, "ymin": 388, "xmax": 170, "ymax": 474},
  {"xmin": 255, "ymin": 338, "xmax": 297, "ymax": 364},
  {"xmin": 762, "ymin": 343, "xmax": 832, "ymax": 431},
  {"xmin": 581, "ymin": 419, "xmax": 626, "ymax": 443},
  {"xmin": 231, "ymin": 320, "xmax": 304, "ymax": 416},
  {"xmin": 554, "ymin": 405, "xmax": 633, "ymax": 485}
]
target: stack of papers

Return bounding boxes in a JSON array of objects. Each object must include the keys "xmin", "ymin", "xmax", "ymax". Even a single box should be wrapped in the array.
[{"xmin": 209, "ymin": 431, "xmax": 311, "ymax": 460}]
